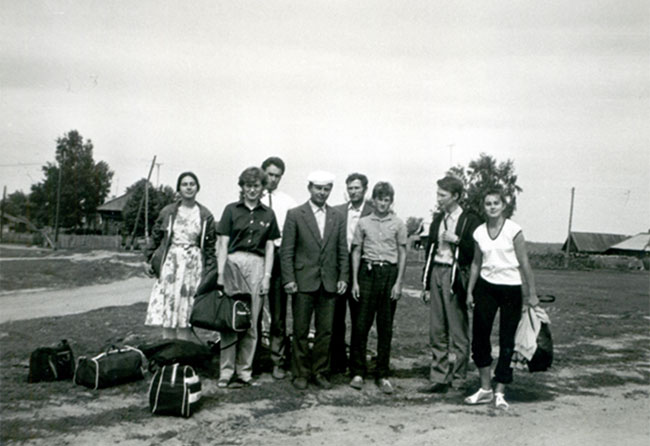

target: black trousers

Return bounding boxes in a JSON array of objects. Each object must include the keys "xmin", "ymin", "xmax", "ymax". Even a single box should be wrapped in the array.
[
  {"xmin": 471, "ymin": 277, "xmax": 522, "ymax": 384},
  {"xmin": 349, "ymin": 262, "xmax": 398, "ymax": 379},
  {"xmin": 291, "ymin": 287, "xmax": 336, "ymax": 379},
  {"xmin": 268, "ymin": 252, "xmax": 289, "ymax": 368},
  {"xmin": 330, "ymin": 287, "xmax": 358, "ymax": 373}
]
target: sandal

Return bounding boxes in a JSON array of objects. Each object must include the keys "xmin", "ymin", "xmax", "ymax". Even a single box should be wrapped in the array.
[
  {"xmin": 464, "ymin": 388, "xmax": 494, "ymax": 405},
  {"xmin": 495, "ymin": 392, "xmax": 509, "ymax": 410},
  {"xmin": 217, "ymin": 378, "xmax": 230, "ymax": 388}
]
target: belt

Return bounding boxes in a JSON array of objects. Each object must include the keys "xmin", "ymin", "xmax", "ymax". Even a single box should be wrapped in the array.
[
  {"xmin": 433, "ymin": 262, "xmax": 452, "ymax": 268},
  {"xmin": 362, "ymin": 259, "xmax": 396, "ymax": 270}
]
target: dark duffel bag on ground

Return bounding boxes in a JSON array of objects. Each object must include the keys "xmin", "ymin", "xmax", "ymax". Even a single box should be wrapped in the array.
[
  {"xmin": 149, "ymin": 363, "xmax": 202, "ymax": 418},
  {"xmin": 190, "ymin": 289, "xmax": 252, "ymax": 333},
  {"xmin": 28, "ymin": 339, "xmax": 75, "ymax": 383},
  {"xmin": 74, "ymin": 345, "xmax": 147, "ymax": 389},
  {"xmin": 138, "ymin": 339, "xmax": 215, "ymax": 373}
]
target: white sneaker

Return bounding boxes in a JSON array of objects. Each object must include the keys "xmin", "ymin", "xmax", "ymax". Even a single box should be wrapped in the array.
[
  {"xmin": 464, "ymin": 388, "xmax": 494, "ymax": 405},
  {"xmin": 495, "ymin": 392, "xmax": 509, "ymax": 410}
]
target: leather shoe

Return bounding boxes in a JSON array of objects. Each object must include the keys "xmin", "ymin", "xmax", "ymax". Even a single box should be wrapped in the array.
[
  {"xmin": 293, "ymin": 377, "xmax": 308, "ymax": 390},
  {"xmin": 272, "ymin": 366, "xmax": 287, "ymax": 380},
  {"xmin": 314, "ymin": 374, "xmax": 332, "ymax": 390}
]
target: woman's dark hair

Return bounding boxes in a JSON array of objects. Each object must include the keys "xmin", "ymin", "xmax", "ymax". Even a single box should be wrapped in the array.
[
  {"xmin": 371, "ymin": 181, "xmax": 395, "ymax": 201},
  {"xmin": 482, "ymin": 187, "xmax": 509, "ymax": 207},
  {"xmin": 238, "ymin": 166, "xmax": 268, "ymax": 188},
  {"xmin": 176, "ymin": 171, "xmax": 200, "ymax": 192}
]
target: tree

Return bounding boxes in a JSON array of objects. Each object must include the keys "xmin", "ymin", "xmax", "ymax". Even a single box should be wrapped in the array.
[
  {"xmin": 447, "ymin": 153, "xmax": 522, "ymax": 218},
  {"xmin": 406, "ymin": 216, "xmax": 424, "ymax": 237},
  {"xmin": 30, "ymin": 130, "xmax": 113, "ymax": 230},
  {"xmin": 122, "ymin": 179, "xmax": 176, "ymax": 237}
]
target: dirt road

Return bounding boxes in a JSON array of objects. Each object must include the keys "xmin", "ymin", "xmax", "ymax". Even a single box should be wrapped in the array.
[{"xmin": 0, "ymin": 277, "xmax": 153, "ymax": 323}]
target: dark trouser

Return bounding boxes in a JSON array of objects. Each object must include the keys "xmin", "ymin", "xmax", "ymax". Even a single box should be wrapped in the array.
[
  {"xmin": 291, "ymin": 287, "xmax": 336, "ymax": 379},
  {"xmin": 330, "ymin": 288, "xmax": 358, "ymax": 374},
  {"xmin": 268, "ymin": 252, "xmax": 289, "ymax": 368},
  {"xmin": 471, "ymin": 277, "xmax": 523, "ymax": 384},
  {"xmin": 349, "ymin": 262, "xmax": 398, "ymax": 379}
]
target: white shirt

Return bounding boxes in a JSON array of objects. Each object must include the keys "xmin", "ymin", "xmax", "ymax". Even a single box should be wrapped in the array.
[
  {"xmin": 346, "ymin": 201, "xmax": 365, "ymax": 250},
  {"xmin": 473, "ymin": 219, "xmax": 523, "ymax": 285},
  {"xmin": 434, "ymin": 205, "xmax": 462, "ymax": 265},
  {"xmin": 309, "ymin": 200, "xmax": 326, "ymax": 238},
  {"xmin": 261, "ymin": 189, "xmax": 297, "ymax": 247}
]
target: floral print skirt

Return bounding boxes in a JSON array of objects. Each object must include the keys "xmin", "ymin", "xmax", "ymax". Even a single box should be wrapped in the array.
[{"xmin": 145, "ymin": 244, "xmax": 203, "ymax": 328}]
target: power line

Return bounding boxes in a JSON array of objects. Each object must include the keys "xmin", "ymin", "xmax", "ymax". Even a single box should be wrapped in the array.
[{"xmin": 0, "ymin": 163, "xmax": 43, "ymax": 167}]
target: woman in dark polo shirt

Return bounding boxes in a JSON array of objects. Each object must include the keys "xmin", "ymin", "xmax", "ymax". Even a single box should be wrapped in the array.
[{"xmin": 216, "ymin": 167, "xmax": 280, "ymax": 388}]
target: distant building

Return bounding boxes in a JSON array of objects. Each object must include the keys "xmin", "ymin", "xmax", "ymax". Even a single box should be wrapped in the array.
[
  {"xmin": 605, "ymin": 233, "xmax": 650, "ymax": 257},
  {"xmin": 561, "ymin": 231, "xmax": 630, "ymax": 254},
  {"xmin": 97, "ymin": 192, "xmax": 133, "ymax": 235}
]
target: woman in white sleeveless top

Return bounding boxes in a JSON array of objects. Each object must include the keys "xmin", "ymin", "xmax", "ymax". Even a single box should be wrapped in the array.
[{"xmin": 465, "ymin": 188, "xmax": 539, "ymax": 409}]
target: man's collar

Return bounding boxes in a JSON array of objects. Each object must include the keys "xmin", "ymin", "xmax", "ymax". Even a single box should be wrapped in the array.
[
  {"xmin": 445, "ymin": 205, "xmax": 463, "ymax": 219},
  {"xmin": 309, "ymin": 200, "xmax": 325, "ymax": 212},
  {"xmin": 347, "ymin": 199, "xmax": 365, "ymax": 211},
  {"xmin": 370, "ymin": 211, "xmax": 393, "ymax": 221}
]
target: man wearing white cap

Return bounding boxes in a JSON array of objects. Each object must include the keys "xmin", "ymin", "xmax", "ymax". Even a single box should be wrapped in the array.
[{"xmin": 280, "ymin": 171, "xmax": 349, "ymax": 390}]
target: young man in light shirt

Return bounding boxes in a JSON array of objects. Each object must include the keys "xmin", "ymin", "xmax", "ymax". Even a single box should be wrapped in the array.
[
  {"xmin": 349, "ymin": 182, "xmax": 407, "ymax": 394},
  {"xmin": 259, "ymin": 156, "xmax": 297, "ymax": 380},
  {"xmin": 330, "ymin": 173, "xmax": 373, "ymax": 375},
  {"xmin": 421, "ymin": 176, "xmax": 481, "ymax": 393}
]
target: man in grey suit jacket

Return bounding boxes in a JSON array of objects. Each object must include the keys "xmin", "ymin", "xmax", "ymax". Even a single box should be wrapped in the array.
[
  {"xmin": 280, "ymin": 171, "xmax": 349, "ymax": 390},
  {"xmin": 330, "ymin": 173, "xmax": 373, "ymax": 374}
]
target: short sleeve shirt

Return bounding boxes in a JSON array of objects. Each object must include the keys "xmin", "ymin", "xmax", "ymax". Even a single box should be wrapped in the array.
[
  {"xmin": 473, "ymin": 219, "xmax": 523, "ymax": 285},
  {"xmin": 352, "ymin": 213, "xmax": 407, "ymax": 264},
  {"xmin": 217, "ymin": 200, "xmax": 281, "ymax": 256}
]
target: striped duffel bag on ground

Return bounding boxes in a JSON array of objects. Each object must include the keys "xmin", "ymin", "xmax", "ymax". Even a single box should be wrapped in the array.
[{"xmin": 148, "ymin": 363, "xmax": 202, "ymax": 418}]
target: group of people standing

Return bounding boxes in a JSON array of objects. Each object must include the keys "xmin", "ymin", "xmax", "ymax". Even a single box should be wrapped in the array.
[{"xmin": 144, "ymin": 157, "xmax": 540, "ymax": 409}]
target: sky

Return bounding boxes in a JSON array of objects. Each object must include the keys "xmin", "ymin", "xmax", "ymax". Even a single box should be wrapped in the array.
[{"xmin": 1, "ymin": 0, "xmax": 648, "ymax": 242}]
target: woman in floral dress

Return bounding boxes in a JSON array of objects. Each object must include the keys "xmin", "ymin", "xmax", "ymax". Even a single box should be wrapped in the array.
[{"xmin": 144, "ymin": 171, "xmax": 216, "ymax": 341}]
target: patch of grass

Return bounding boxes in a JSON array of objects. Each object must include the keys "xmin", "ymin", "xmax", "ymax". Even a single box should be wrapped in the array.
[{"xmin": 0, "ymin": 256, "xmax": 145, "ymax": 291}]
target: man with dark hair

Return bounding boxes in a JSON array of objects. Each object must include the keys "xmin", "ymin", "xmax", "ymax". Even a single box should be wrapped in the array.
[
  {"xmin": 259, "ymin": 156, "xmax": 296, "ymax": 380},
  {"xmin": 349, "ymin": 181, "xmax": 407, "ymax": 394},
  {"xmin": 281, "ymin": 171, "xmax": 349, "ymax": 390},
  {"xmin": 330, "ymin": 172, "xmax": 373, "ymax": 375},
  {"xmin": 421, "ymin": 175, "xmax": 481, "ymax": 393}
]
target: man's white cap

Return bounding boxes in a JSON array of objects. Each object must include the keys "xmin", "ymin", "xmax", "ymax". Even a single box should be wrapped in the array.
[{"xmin": 307, "ymin": 170, "xmax": 335, "ymax": 186}]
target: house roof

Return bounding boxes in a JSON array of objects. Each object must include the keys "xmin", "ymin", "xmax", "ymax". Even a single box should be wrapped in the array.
[
  {"xmin": 606, "ymin": 233, "xmax": 650, "ymax": 253},
  {"xmin": 562, "ymin": 231, "xmax": 630, "ymax": 253},
  {"xmin": 97, "ymin": 191, "xmax": 133, "ymax": 213}
]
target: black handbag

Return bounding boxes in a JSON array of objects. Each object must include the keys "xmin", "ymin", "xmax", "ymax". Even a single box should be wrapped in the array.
[
  {"xmin": 190, "ymin": 290, "xmax": 251, "ymax": 333},
  {"xmin": 74, "ymin": 345, "xmax": 147, "ymax": 389},
  {"xmin": 139, "ymin": 339, "xmax": 215, "ymax": 372},
  {"xmin": 528, "ymin": 321, "xmax": 553, "ymax": 372},
  {"xmin": 191, "ymin": 259, "xmax": 252, "ymax": 333},
  {"xmin": 149, "ymin": 363, "xmax": 202, "ymax": 418},
  {"xmin": 28, "ymin": 339, "xmax": 75, "ymax": 383}
]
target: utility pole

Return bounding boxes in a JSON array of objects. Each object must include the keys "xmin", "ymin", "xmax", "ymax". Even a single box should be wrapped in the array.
[
  {"xmin": 129, "ymin": 156, "xmax": 157, "ymax": 249},
  {"xmin": 564, "ymin": 187, "xmax": 575, "ymax": 268},
  {"xmin": 0, "ymin": 186, "xmax": 6, "ymax": 243},
  {"xmin": 155, "ymin": 162, "xmax": 162, "ymax": 187},
  {"xmin": 54, "ymin": 156, "xmax": 64, "ymax": 248}
]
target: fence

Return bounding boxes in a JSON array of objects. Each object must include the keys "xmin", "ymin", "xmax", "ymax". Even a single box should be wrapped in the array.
[{"xmin": 55, "ymin": 235, "xmax": 122, "ymax": 249}]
